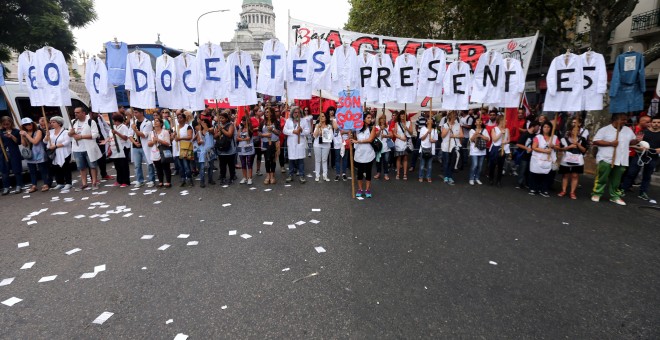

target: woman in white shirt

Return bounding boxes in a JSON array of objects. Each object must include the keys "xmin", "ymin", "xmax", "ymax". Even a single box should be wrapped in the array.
[
  {"xmin": 488, "ymin": 115, "xmax": 509, "ymax": 186},
  {"xmin": 440, "ymin": 111, "xmax": 464, "ymax": 185},
  {"xmin": 109, "ymin": 114, "xmax": 132, "ymax": 187},
  {"xmin": 374, "ymin": 115, "xmax": 392, "ymax": 181},
  {"xmin": 312, "ymin": 111, "xmax": 337, "ymax": 182},
  {"xmin": 418, "ymin": 119, "xmax": 438, "ymax": 183},
  {"xmin": 352, "ymin": 112, "xmax": 377, "ymax": 198},
  {"xmin": 147, "ymin": 117, "xmax": 172, "ymax": 188},
  {"xmin": 47, "ymin": 116, "xmax": 72, "ymax": 190},
  {"xmin": 468, "ymin": 116, "xmax": 490, "ymax": 185},
  {"xmin": 391, "ymin": 110, "xmax": 413, "ymax": 180},
  {"xmin": 529, "ymin": 121, "xmax": 558, "ymax": 197}
]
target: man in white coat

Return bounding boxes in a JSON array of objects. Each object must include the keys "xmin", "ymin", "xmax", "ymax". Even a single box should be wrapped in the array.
[
  {"xmin": 129, "ymin": 108, "xmax": 155, "ymax": 187},
  {"xmin": 283, "ymin": 106, "xmax": 310, "ymax": 183},
  {"xmin": 68, "ymin": 107, "xmax": 102, "ymax": 190}
]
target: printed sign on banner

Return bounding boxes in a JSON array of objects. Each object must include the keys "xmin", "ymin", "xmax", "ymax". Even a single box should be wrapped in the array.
[{"xmin": 336, "ymin": 89, "xmax": 363, "ymax": 131}]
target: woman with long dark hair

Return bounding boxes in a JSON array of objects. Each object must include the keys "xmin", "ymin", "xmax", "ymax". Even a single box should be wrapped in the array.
[
  {"xmin": 529, "ymin": 121, "xmax": 558, "ymax": 197},
  {"xmin": 259, "ymin": 107, "xmax": 281, "ymax": 185},
  {"xmin": 237, "ymin": 113, "xmax": 255, "ymax": 185},
  {"xmin": 352, "ymin": 112, "xmax": 378, "ymax": 198},
  {"xmin": 20, "ymin": 118, "xmax": 50, "ymax": 192},
  {"xmin": 312, "ymin": 110, "xmax": 337, "ymax": 182},
  {"xmin": 392, "ymin": 110, "xmax": 413, "ymax": 180},
  {"xmin": 214, "ymin": 110, "xmax": 237, "ymax": 185}
]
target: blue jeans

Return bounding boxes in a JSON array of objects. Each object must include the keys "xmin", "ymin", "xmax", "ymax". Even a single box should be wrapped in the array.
[
  {"xmin": 0, "ymin": 153, "xmax": 23, "ymax": 188},
  {"xmin": 289, "ymin": 158, "xmax": 305, "ymax": 177},
  {"xmin": 442, "ymin": 152, "xmax": 454, "ymax": 179},
  {"xmin": 132, "ymin": 147, "xmax": 155, "ymax": 183},
  {"xmin": 517, "ymin": 159, "xmax": 529, "ymax": 186},
  {"xmin": 334, "ymin": 149, "xmax": 348, "ymax": 175},
  {"xmin": 175, "ymin": 157, "xmax": 192, "ymax": 181},
  {"xmin": 470, "ymin": 155, "xmax": 485, "ymax": 180},
  {"xmin": 198, "ymin": 161, "xmax": 213, "ymax": 183},
  {"xmin": 376, "ymin": 151, "xmax": 390, "ymax": 177},
  {"xmin": 418, "ymin": 156, "xmax": 433, "ymax": 179},
  {"xmin": 28, "ymin": 162, "xmax": 51, "ymax": 186},
  {"xmin": 622, "ymin": 155, "xmax": 657, "ymax": 194}
]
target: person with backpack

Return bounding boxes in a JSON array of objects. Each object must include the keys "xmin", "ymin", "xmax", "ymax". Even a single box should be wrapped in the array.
[
  {"xmin": 352, "ymin": 111, "xmax": 378, "ymax": 198},
  {"xmin": 468, "ymin": 116, "xmax": 491, "ymax": 185}
]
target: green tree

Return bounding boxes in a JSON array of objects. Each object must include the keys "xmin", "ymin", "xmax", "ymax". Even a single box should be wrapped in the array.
[{"xmin": 0, "ymin": 0, "xmax": 97, "ymax": 62}]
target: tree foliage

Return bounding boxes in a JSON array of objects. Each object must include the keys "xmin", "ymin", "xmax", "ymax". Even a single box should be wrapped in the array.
[{"xmin": 0, "ymin": 0, "xmax": 97, "ymax": 63}]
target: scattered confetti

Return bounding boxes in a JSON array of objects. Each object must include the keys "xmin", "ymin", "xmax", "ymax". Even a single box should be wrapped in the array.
[
  {"xmin": 100, "ymin": 218, "xmax": 111, "ymax": 222},
  {"xmin": 310, "ymin": 220, "xmax": 320, "ymax": 224},
  {"xmin": 1, "ymin": 297, "xmax": 22, "ymax": 307},
  {"xmin": 141, "ymin": 235, "xmax": 154, "ymax": 240},
  {"xmin": 158, "ymin": 244, "xmax": 171, "ymax": 251},
  {"xmin": 17, "ymin": 242, "xmax": 29, "ymax": 248},
  {"xmin": 0, "ymin": 278, "xmax": 15, "ymax": 286},
  {"xmin": 282, "ymin": 268, "xmax": 290, "ymax": 272},
  {"xmin": 92, "ymin": 311, "xmax": 114, "ymax": 325},
  {"xmin": 166, "ymin": 319, "xmax": 173, "ymax": 324},
  {"xmin": 74, "ymin": 215, "xmax": 86, "ymax": 219},
  {"xmin": 222, "ymin": 203, "xmax": 231, "ymax": 207},
  {"xmin": 221, "ymin": 305, "xmax": 227, "ymax": 310},
  {"xmin": 27, "ymin": 221, "xmax": 37, "ymax": 225},
  {"xmin": 489, "ymin": 261, "xmax": 498, "ymax": 266},
  {"xmin": 123, "ymin": 213, "xmax": 133, "ymax": 217},
  {"xmin": 263, "ymin": 221, "xmax": 273, "ymax": 225},
  {"xmin": 173, "ymin": 333, "xmax": 189, "ymax": 340},
  {"xmin": 312, "ymin": 209, "xmax": 321, "ymax": 212},
  {"xmin": 288, "ymin": 224, "xmax": 296, "ymax": 229},
  {"xmin": 315, "ymin": 246, "xmax": 326, "ymax": 253},
  {"xmin": 153, "ymin": 201, "xmax": 162, "ymax": 205},
  {"xmin": 186, "ymin": 241, "xmax": 198, "ymax": 246},
  {"xmin": 38, "ymin": 275, "xmax": 57, "ymax": 283},
  {"xmin": 264, "ymin": 188, "xmax": 272, "ymax": 192},
  {"xmin": 228, "ymin": 230, "xmax": 237, "ymax": 236},
  {"xmin": 295, "ymin": 221, "xmax": 306, "ymax": 226},
  {"xmin": 65, "ymin": 248, "xmax": 81, "ymax": 255},
  {"xmin": 240, "ymin": 234, "xmax": 252, "ymax": 239},
  {"xmin": 177, "ymin": 234, "xmax": 190, "ymax": 239},
  {"xmin": 51, "ymin": 211, "xmax": 68, "ymax": 215},
  {"xmin": 20, "ymin": 262, "xmax": 35, "ymax": 270}
]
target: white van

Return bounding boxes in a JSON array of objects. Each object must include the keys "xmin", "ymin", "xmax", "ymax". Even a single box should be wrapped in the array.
[{"xmin": 0, "ymin": 80, "xmax": 89, "ymax": 128}]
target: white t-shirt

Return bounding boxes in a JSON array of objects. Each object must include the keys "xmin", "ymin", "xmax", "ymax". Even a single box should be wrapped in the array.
[
  {"xmin": 594, "ymin": 124, "xmax": 635, "ymax": 166},
  {"xmin": 354, "ymin": 128, "xmax": 375, "ymax": 163},
  {"xmin": 394, "ymin": 121, "xmax": 412, "ymax": 152},
  {"xmin": 459, "ymin": 114, "xmax": 474, "ymax": 136},
  {"xmin": 112, "ymin": 123, "xmax": 131, "ymax": 150},
  {"xmin": 469, "ymin": 129, "xmax": 488, "ymax": 156},
  {"xmin": 378, "ymin": 126, "xmax": 391, "ymax": 153},
  {"xmin": 312, "ymin": 124, "xmax": 333, "ymax": 149},
  {"xmin": 490, "ymin": 127, "xmax": 508, "ymax": 147},
  {"xmin": 440, "ymin": 121, "xmax": 461, "ymax": 152},
  {"xmin": 419, "ymin": 126, "xmax": 438, "ymax": 155}
]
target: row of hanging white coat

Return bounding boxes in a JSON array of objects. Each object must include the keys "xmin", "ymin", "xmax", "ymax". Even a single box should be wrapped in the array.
[
  {"xmin": 544, "ymin": 51, "xmax": 607, "ymax": 112},
  {"xmin": 17, "ymin": 46, "xmax": 72, "ymax": 107}
]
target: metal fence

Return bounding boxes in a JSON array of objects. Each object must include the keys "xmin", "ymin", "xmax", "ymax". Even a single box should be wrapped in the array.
[{"xmin": 631, "ymin": 8, "xmax": 660, "ymax": 33}]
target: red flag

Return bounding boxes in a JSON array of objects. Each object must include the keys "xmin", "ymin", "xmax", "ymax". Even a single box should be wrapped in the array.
[
  {"xmin": 505, "ymin": 108, "xmax": 520, "ymax": 143},
  {"xmin": 235, "ymin": 106, "xmax": 246, "ymax": 126},
  {"xmin": 521, "ymin": 93, "xmax": 531, "ymax": 116}
]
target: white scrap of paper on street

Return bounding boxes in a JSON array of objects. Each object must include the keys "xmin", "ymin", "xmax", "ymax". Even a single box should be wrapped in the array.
[
  {"xmin": 288, "ymin": 224, "xmax": 296, "ymax": 229},
  {"xmin": 17, "ymin": 242, "xmax": 29, "ymax": 248},
  {"xmin": 81, "ymin": 197, "xmax": 89, "ymax": 200},
  {"xmin": 51, "ymin": 211, "xmax": 68, "ymax": 215},
  {"xmin": 153, "ymin": 201, "xmax": 162, "ymax": 204},
  {"xmin": 166, "ymin": 319, "xmax": 173, "ymax": 324},
  {"xmin": 158, "ymin": 244, "xmax": 171, "ymax": 250},
  {"xmin": 221, "ymin": 305, "xmax": 227, "ymax": 309},
  {"xmin": 94, "ymin": 265, "xmax": 106, "ymax": 273},
  {"xmin": 177, "ymin": 234, "xmax": 189, "ymax": 239},
  {"xmin": 173, "ymin": 333, "xmax": 189, "ymax": 340},
  {"xmin": 489, "ymin": 261, "xmax": 498, "ymax": 265},
  {"xmin": 0, "ymin": 278, "xmax": 15, "ymax": 286},
  {"xmin": 357, "ymin": 197, "xmax": 364, "ymax": 200},
  {"xmin": 23, "ymin": 195, "xmax": 30, "ymax": 199},
  {"xmin": 263, "ymin": 221, "xmax": 273, "ymax": 225},
  {"xmin": 66, "ymin": 248, "xmax": 81, "ymax": 255},
  {"xmin": 27, "ymin": 221, "xmax": 37, "ymax": 225},
  {"xmin": 312, "ymin": 209, "xmax": 321, "ymax": 212},
  {"xmin": 129, "ymin": 193, "xmax": 136, "ymax": 196},
  {"xmin": 92, "ymin": 311, "xmax": 114, "ymax": 324},
  {"xmin": 295, "ymin": 221, "xmax": 306, "ymax": 225},
  {"xmin": 187, "ymin": 241, "xmax": 198, "ymax": 246},
  {"xmin": 141, "ymin": 235, "xmax": 154, "ymax": 240},
  {"xmin": 250, "ymin": 187, "xmax": 257, "ymax": 190},
  {"xmin": 228, "ymin": 230, "xmax": 237, "ymax": 236},
  {"xmin": 240, "ymin": 234, "xmax": 252, "ymax": 239},
  {"xmin": 222, "ymin": 203, "xmax": 231, "ymax": 207},
  {"xmin": 80, "ymin": 272, "xmax": 96, "ymax": 279},
  {"xmin": 38, "ymin": 275, "xmax": 57, "ymax": 283},
  {"xmin": 74, "ymin": 215, "xmax": 86, "ymax": 219},
  {"xmin": 123, "ymin": 213, "xmax": 133, "ymax": 217},
  {"xmin": 100, "ymin": 218, "xmax": 111, "ymax": 222},
  {"xmin": 282, "ymin": 268, "xmax": 290, "ymax": 272},
  {"xmin": 20, "ymin": 262, "xmax": 35, "ymax": 269},
  {"xmin": 264, "ymin": 188, "xmax": 272, "ymax": 192},
  {"xmin": 310, "ymin": 220, "xmax": 320, "ymax": 224},
  {"xmin": 315, "ymin": 246, "xmax": 326, "ymax": 253},
  {"xmin": 1, "ymin": 297, "xmax": 22, "ymax": 307}
]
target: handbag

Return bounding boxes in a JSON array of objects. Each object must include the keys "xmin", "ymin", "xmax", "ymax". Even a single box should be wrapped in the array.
[
  {"xmin": 159, "ymin": 145, "xmax": 173, "ymax": 163},
  {"xmin": 47, "ymin": 129, "xmax": 64, "ymax": 161},
  {"xmin": 215, "ymin": 124, "xmax": 232, "ymax": 153},
  {"xmin": 19, "ymin": 144, "xmax": 33, "ymax": 160},
  {"xmin": 398, "ymin": 122, "xmax": 414, "ymax": 153},
  {"xmin": 371, "ymin": 137, "xmax": 383, "ymax": 153},
  {"xmin": 422, "ymin": 147, "xmax": 433, "ymax": 159},
  {"xmin": 179, "ymin": 140, "xmax": 194, "ymax": 160},
  {"xmin": 563, "ymin": 152, "xmax": 583, "ymax": 166}
]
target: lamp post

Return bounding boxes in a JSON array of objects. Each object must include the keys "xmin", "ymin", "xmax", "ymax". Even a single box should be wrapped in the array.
[{"xmin": 197, "ymin": 9, "xmax": 230, "ymax": 47}]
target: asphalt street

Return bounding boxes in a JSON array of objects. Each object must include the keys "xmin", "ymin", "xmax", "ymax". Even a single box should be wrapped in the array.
[{"xmin": 1, "ymin": 159, "xmax": 659, "ymax": 339}]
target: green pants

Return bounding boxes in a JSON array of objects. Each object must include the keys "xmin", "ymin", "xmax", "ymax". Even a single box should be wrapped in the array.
[{"xmin": 591, "ymin": 161, "xmax": 627, "ymax": 199}]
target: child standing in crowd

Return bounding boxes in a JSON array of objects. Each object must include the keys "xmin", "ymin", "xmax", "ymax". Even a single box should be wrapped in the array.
[{"xmin": 237, "ymin": 114, "xmax": 255, "ymax": 185}]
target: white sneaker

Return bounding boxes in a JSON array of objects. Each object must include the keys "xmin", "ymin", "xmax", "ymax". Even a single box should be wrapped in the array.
[
  {"xmin": 475, "ymin": 179, "xmax": 483, "ymax": 185},
  {"xmin": 591, "ymin": 195, "xmax": 600, "ymax": 202},
  {"xmin": 134, "ymin": 182, "xmax": 144, "ymax": 188},
  {"xmin": 324, "ymin": 176, "xmax": 330, "ymax": 182},
  {"xmin": 63, "ymin": 184, "xmax": 72, "ymax": 190},
  {"xmin": 146, "ymin": 181, "xmax": 155, "ymax": 188},
  {"xmin": 610, "ymin": 198, "xmax": 626, "ymax": 206},
  {"xmin": 469, "ymin": 180, "xmax": 474, "ymax": 185},
  {"xmin": 247, "ymin": 178, "xmax": 252, "ymax": 185},
  {"xmin": 239, "ymin": 178, "xmax": 246, "ymax": 184},
  {"xmin": 315, "ymin": 176, "xmax": 320, "ymax": 182},
  {"xmin": 53, "ymin": 184, "xmax": 64, "ymax": 190}
]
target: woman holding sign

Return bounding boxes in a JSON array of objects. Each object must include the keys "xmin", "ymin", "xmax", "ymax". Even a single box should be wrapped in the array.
[
  {"xmin": 312, "ymin": 110, "xmax": 337, "ymax": 182},
  {"xmin": 392, "ymin": 111, "xmax": 414, "ymax": 180},
  {"xmin": 352, "ymin": 112, "xmax": 378, "ymax": 198}
]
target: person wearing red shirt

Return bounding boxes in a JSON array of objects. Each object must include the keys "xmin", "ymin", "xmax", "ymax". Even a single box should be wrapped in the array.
[{"xmin": 250, "ymin": 108, "xmax": 264, "ymax": 176}]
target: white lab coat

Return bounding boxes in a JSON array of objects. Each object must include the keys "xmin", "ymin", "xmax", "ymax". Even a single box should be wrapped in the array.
[
  {"xmin": 544, "ymin": 53, "xmax": 584, "ymax": 112},
  {"xmin": 155, "ymin": 55, "xmax": 178, "ymax": 109},
  {"xmin": 125, "ymin": 51, "xmax": 156, "ymax": 109},
  {"xmin": 224, "ymin": 51, "xmax": 258, "ymax": 106},
  {"xmin": 499, "ymin": 58, "xmax": 525, "ymax": 108},
  {"xmin": 581, "ymin": 51, "xmax": 607, "ymax": 111},
  {"xmin": 287, "ymin": 44, "xmax": 313, "ymax": 100},
  {"xmin": 309, "ymin": 39, "xmax": 332, "ymax": 92},
  {"xmin": 417, "ymin": 47, "xmax": 447, "ymax": 98},
  {"xmin": 394, "ymin": 53, "xmax": 418, "ymax": 104},
  {"xmin": 17, "ymin": 51, "xmax": 43, "ymax": 106},
  {"xmin": 331, "ymin": 44, "xmax": 359, "ymax": 94},
  {"xmin": 283, "ymin": 118, "xmax": 310, "ymax": 160},
  {"xmin": 196, "ymin": 43, "xmax": 226, "ymax": 101},
  {"xmin": 471, "ymin": 51, "xmax": 504, "ymax": 105},
  {"xmin": 174, "ymin": 53, "xmax": 205, "ymax": 111},
  {"xmin": 85, "ymin": 57, "xmax": 118, "ymax": 113},
  {"xmin": 370, "ymin": 54, "xmax": 396, "ymax": 104},
  {"xmin": 257, "ymin": 39, "xmax": 287, "ymax": 97},
  {"xmin": 357, "ymin": 53, "xmax": 378, "ymax": 103},
  {"xmin": 35, "ymin": 47, "xmax": 71, "ymax": 106},
  {"xmin": 70, "ymin": 116, "xmax": 102, "ymax": 162},
  {"xmin": 442, "ymin": 61, "xmax": 472, "ymax": 110}
]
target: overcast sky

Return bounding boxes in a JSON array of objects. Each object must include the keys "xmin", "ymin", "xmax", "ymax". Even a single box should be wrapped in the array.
[{"xmin": 72, "ymin": 0, "xmax": 351, "ymax": 62}]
